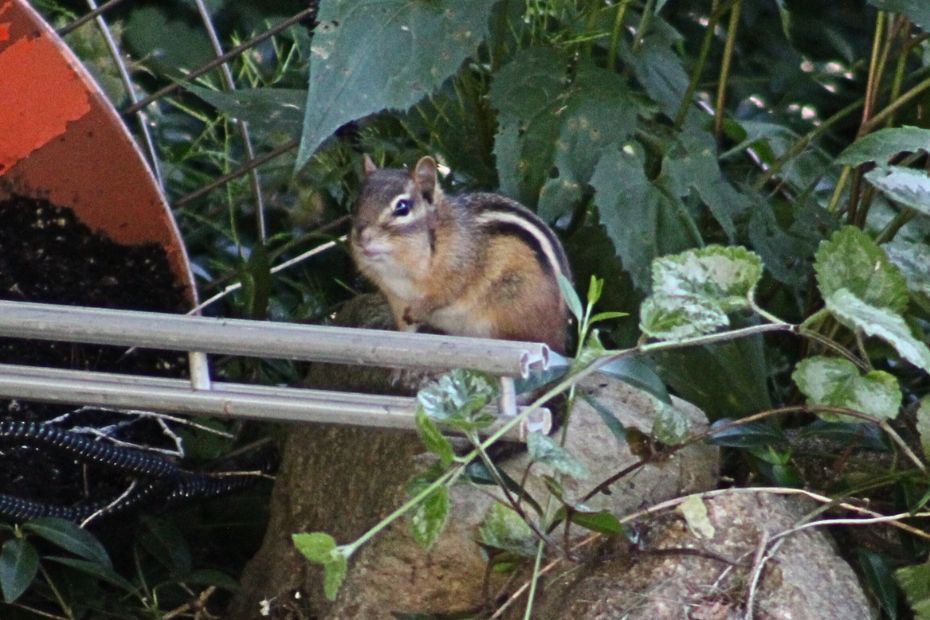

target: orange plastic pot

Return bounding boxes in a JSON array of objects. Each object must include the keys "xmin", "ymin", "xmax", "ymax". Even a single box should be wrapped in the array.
[{"xmin": 0, "ymin": 0, "xmax": 196, "ymax": 305}]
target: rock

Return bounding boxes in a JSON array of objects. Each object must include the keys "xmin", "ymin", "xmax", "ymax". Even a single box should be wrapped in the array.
[
  {"xmin": 230, "ymin": 295, "xmax": 720, "ymax": 618},
  {"xmin": 518, "ymin": 490, "xmax": 873, "ymax": 619}
]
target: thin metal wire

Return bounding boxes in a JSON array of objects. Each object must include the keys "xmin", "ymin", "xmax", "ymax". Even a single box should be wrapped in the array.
[
  {"xmin": 174, "ymin": 138, "xmax": 299, "ymax": 207},
  {"xmin": 192, "ymin": 0, "xmax": 267, "ymax": 243},
  {"xmin": 81, "ymin": 0, "xmax": 165, "ymax": 188},
  {"xmin": 57, "ymin": 0, "xmax": 128, "ymax": 36},
  {"xmin": 123, "ymin": 7, "xmax": 316, "ymax": 115}
]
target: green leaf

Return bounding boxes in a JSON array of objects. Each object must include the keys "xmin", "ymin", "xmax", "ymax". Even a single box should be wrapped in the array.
[
  {"xmin": 660, "ymin": 135, "xmax": 749, "ymax": 241},
  {"xmin": 409, "ymin": 486, "xmax": 449, "ymax": 550},
  {"xmin": 181, "ymin": 569, "xmax": 240, "ymax": 590},
  {"xmin": 526, "ymin": 432, "xmax": 590, "ymax": 480},
  {"xmin": 677, "ymin": 495, "xmax": 715, "ymax": 539},
  {"xmin": 187, "ymin": 86, "xmax": 306, "ymax": 137},
  {"xmin": 590, "ymin": 311, "xmax": 628, "ymax": 324},
  {"xmin": 618, "ymin": 22, "xmax": 688, "ymax": 117},
  {"xmin": 792, "ymin": 356, "xmax": 902, "ymax": 421},
  {"xmin": 651, "ymin": 245, "xmax": 764, "ymax": 312},
  {"xmin": 917, "ymin": 397, "xmax": 930, "ymax": 460},
  {"xmin": 416, "ymin": 369, "xmax": 498, "ymax": 432},
  {"xmin": 140, "ymin": 517, "xmax": 191, "ymax": 576},
  {"xmin": 490, "ymin": 46, "xmax": 568, "ymax": 202},
  {"xmin": 45, "ymin": 556, "xmax": 137, "ymax": 593},
  {"xmin": 652, "ymin": 402, "xmax": 691, "ymax": 445},
  {"xmin": 858, "ymin": 550, "xmax": 899, "ymax": 620},
  {"xmin": 868, "ymin": 0, "xmax": 930, "ymax": 31},
  {"xmin": 865, "ymin": 166, "xmax": 930, "ymax": 217},
  {"xmin": 569, "ymin": 510, "xmax": 623, "ymax": 536},
  {"xmin": 836, "ymin": 126, "xmax": 930, "ymax": 166},
  {"xmin": 0, "ymin": 539, "xmax": 38, "ymax": 603},
  {"xmin": 478, "ymin": 504, "xmax": 536, "ymax": 557},
  {"xmin": 415, "ymin": 406, "xmax": 454, "ymax": 467},
  {"xmin": 297, "ymin": 0, "xmax": 497, "ymax": 168},
  {"xmin": 293, "ymin": 532, "xmax": 349, "ymax": 601},
  {"xmin": 490, "ymin": 49, "xmax": 638, "ymax": 214},
  {"xmin": 322, "ymin": 553, "xmax": 348, "ymax": 602},
  {"xmin": 639, "ymin": 294, "xmax": 728, "ymax": 340},
  {"xmin": 292, "ymin": 532, "xmax": 337, "ymax": 564},
  {"xmin": 578, "ymin": 392, "xmax": 627, "ymax": 445},
  {"xmin": 597, "ymin": 357, "xmax": 670, "ymax": 404},
  {"xmin": 826, "ymin": 288, "xmax": 930, "ymax": 373},
  {"xmin": 23, "ymin": 518, "xmax": 110, "ymax": 567},
  {"xmin": 709, "ymin": 420, "xmax": 789, "ymax": 448},
  {"xmin": 557, "ymin": 273, "xmax": 583, "ymax": 322},
  {"xmin": 592, "ymin": 144, "xmax": 694, "ymax": 291},
  {"xmin": 897, "ymin": 559, "xmax": 930, "ymax": 619},
  {"xmin": 884, "ymin": 239, "xmax": 930, "ymax": 299},
  {"xmin": 586, "ymin": 276, "xmax": 604, "ymax": 306},
  {"xmin": 125, "ymin": 7, "xmax": 214, "ymax": 78},
  {"xmin": 814, "ymin": 226, "xmax": 908, "ymax": 313}
]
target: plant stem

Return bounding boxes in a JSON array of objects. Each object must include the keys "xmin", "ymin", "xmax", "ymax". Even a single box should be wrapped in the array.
[
  {"xmin": 673, "ymin": 0, "xmax": 721, "ymax": 130},
  {"xmin": 713, "ymin": 0, "xmax": 741, "ymax": 142},
  {"xmin": 632, "ymin": 0, "xmax": 656, "ymax": 53},
  {"xmin": 754, "ymin": 99, "xmax": 861, "ymax": 191},
  {"xmin": 875, "ymin": 208, "xmax": 916, "ymax": 244},
  {"xmin": 607, "ymin": 0, "xmax": 632, "ymax": 71},
  {"xmin": 826, "ymin": 166, "xmax": 851, "ymax": 214},
  {"xmin": 861, "ymin": 72, "xmax": 930, "ymax": 133},
  {"xmin": 523, "ymin": 540, "xmax": 546, "ymax": 620},
  {"xmin": 860, "ymin": 11, "xmax": 887, "ymax": 133}
]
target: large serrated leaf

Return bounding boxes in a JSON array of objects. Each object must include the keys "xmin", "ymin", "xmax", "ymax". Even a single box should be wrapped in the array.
[
  {"xmin": 0, "ymin": 539, "xmax": 38, "ymax": 603},
  {"xmin": 814, "ymin": 226, "xmax": 908, "ymax": 313},
  {"xmin": 792, "ymin": 356, "xmax": 902, "ymax": 421},
  {"xmin": 868, "ymin": 0, "xmax": 930, "ymax": 31},
  {"xmin": 651, "ymin": 245, "xmax": 764, "ymax": 312},
  {"xmin": 490, "ymin": 51, "xmax": 637, "ymax": 218},
  {"xmin": 661, "ymin": 140, "xmax": 748, "ymax": 241},
  {"xmin": 490, "ymin": 46, "xmax": 567, "ymax": 202},
  {"xmin": 297, "ymin": 0, "xmax": 497, "ymax": 168},
  {"xmin": 826, "ymin": 289, "xmax": 930, "ymax": 373},
  {"xmin": 864, "ymin": 166, "xmax": 930, "ymax": 217},
  {"xmin": 591, "ymin": 145, "xmax": 694, "ymax": 291},
  {"xmin": 618, "ymin": 23, "xmax": 688, "ymax": 117},
  {"xmin": 187, "ymin": 86, "xmax": 306, "ymax": 137},
  {"xmin": 836, "ymin": 126, "xmax": 930, "ymax": 166}
]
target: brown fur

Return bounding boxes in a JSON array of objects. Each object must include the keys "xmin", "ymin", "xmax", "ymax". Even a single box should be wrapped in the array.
[{"xmin": 351, "ymin": 156, "xmax": 570, "ymax": 354}]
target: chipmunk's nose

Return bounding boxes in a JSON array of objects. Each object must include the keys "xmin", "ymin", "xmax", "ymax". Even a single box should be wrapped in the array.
[{"xmin": 353, "ymin": 223, "xmax": 372, "ymax": 246}]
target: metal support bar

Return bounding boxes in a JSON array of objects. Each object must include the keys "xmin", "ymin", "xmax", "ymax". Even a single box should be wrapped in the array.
[
  {"xmin": 0, "ymin": 301, "xmax": 548, "ymax": 377},
  {"xmin": 0, "ymin": 365, "xmax": 551, "ymax": 440}
]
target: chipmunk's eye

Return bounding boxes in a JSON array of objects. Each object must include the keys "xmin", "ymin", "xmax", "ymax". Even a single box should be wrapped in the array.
[{"xmin": 393, "ymin": 198, "xmax": 413, "ymax": 217}]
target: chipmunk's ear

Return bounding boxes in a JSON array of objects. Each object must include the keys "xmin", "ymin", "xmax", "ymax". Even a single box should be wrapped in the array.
[
  {"xmin": 413, "ymin": 156, "xmax": 437, "ymax": 203},
  {"xmin": 362, "ymin": 154, "xmax": 378, "ymax": 177}
]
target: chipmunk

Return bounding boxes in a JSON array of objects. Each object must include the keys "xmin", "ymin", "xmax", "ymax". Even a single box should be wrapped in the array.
[{"xmin": 350, "ymin": 155, "xmax": 571, "ymax": 354}]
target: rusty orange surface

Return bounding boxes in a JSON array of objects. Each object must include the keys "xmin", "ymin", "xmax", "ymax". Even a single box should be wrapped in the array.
[{"xmin": 0, "ymin": 0, "xmax": 196, "ymax": 305}]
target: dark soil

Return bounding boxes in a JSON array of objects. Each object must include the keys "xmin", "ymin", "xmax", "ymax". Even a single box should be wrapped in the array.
[{"xmin": 0, "ymin": 194, "xmax": 190, "ymax": 505}]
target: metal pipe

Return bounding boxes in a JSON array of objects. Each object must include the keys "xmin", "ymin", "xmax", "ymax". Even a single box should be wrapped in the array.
[
  {"xmin": 0, "ymin": 301, "xmax": 548, "ymax": 377},
  {"xmin": 0, "ymin": 365, "xmax": 550, "ymax": 440}
]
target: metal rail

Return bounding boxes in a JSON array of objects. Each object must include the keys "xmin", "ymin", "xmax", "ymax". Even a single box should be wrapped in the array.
[
  {"xmin": 0, "ymin": 301, "xmax": 548, "ymax": 377},
  {"xmin": 0, "ymin": 365, "xmax": 550, "ymax": 440}
]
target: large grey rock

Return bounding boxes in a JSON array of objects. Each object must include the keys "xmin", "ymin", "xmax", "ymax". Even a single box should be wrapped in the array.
[{"xmin": 518, "ymin": 490, "xmax": 873, "ymax": 619}]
